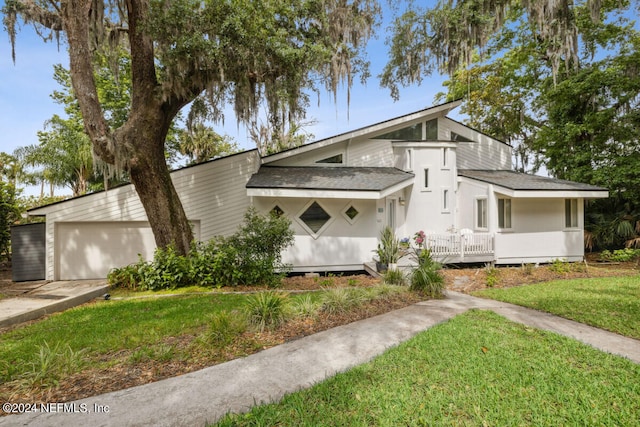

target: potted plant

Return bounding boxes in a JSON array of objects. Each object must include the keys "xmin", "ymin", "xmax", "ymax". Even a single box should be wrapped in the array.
[{"xmin": 374, "ymin": 226, "xmax": 402, "ymax": 272}]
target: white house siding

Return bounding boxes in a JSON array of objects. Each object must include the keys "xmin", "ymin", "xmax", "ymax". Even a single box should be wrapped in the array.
[
  {"xmin": 456, "ymin": 179, "xmax": 491, "ymax": 232},
  {"xmin": 443, "ymin": 118, "xmax": 512, "ymax": 170},
  {"xmin": 398, "ymin": 144, "xmax": 457, "ymax": 237},
  {"xmin": 34, "ymin": 151, "xmax": 259, "ymax": 280},
  {"xmin": 175, "ymin": 151, "xmax": 260, "ymax": 240},
  {"xmin": 457, "ymin": 179, "xmax": 586, "ymax": 263},
  {"xmin": 252, "ymin": 197, "xmax": 378, "ymax": 271},
  {"xmin": 267, "ymin": 142, "xmax": 349, "ymax": 167},
  {"xmin": 266, "ymin": 137, "xmax": 394, "ymax": 168},
  {"xmin": 347, "ymin": 138, "xmax": 394, "ymax": 167}
]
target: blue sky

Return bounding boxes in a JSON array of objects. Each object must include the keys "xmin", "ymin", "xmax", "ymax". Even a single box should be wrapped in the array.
[{"xmin": 1, "ymin": 2, "xmax": 448, "ymax": 196}]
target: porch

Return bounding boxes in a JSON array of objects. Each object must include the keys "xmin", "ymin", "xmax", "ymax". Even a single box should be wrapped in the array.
[{"xmin": 365, "ymin": 232, "xmax": 495, "ymax": 274}]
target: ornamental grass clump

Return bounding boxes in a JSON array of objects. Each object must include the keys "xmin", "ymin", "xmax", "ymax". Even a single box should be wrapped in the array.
[
  {"xmin": 245, "ymin": 292, "xmax": 290, "ymax": 332},
  {"xmin": 410, "ymin": 249, "xmax": 445, "ymax": 297}
]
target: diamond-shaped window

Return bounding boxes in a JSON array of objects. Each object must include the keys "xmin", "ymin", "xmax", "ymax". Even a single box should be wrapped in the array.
[
  {"xmin": 270, "ymin": 205, "xmax": 284, "ymax": 217},
  {"xmin": 300, "ymin": 201, "xmax": 331, "ymax": 233},
  {"xmin": 345, "ymin": 206, "xmax": 359, "ymax": 220}
]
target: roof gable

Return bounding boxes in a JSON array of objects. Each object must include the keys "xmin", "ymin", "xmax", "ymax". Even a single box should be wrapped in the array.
[{"xmin": 262, "ymin": 99, "xmax": 462, "ymax": 164}]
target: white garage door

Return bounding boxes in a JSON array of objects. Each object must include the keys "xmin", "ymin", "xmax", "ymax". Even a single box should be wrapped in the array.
[{"xmin": 57, "ymin": 222, "xmax": 157, "ymax": 280}]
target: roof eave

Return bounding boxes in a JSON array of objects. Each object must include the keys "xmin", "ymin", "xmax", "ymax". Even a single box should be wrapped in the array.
[{"xmin": 246, "ymin": 177, "xmax": 414, "ymax": 200}]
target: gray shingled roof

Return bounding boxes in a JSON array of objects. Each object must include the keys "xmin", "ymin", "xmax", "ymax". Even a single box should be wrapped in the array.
[
  {"xmin": 458, "ymin": 170, "xmax": 607, "ymax": 191},
  {"xmin": 246, "ymin": 166, "xmax": 415, "ymax": 191}
]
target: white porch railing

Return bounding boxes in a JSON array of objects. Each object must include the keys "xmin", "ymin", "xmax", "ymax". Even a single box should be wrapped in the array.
[{"xmin": 422, "ymin": 232, "xmax": 494, "ymax": 261}]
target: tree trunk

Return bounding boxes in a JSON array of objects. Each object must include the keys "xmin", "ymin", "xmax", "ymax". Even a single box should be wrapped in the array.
[
  {"xmin": 126, "ymin": 121, "xmax": 193, "ymax": 256},
  {"xmin": 62, "ymin": 0, "xmax": 195, "ymax": 256}
]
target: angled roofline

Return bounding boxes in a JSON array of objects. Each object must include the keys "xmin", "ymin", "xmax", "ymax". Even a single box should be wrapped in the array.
[
  {"xmin": 261, "ymin": 99, "xmax": 463, "ymax": 164},
  {"xmin": 28, "ymin": 149, "xmax": 260, "ymax": 214},
  {"xmin": 442, "ymin": 116, "xmax": 512, "ymax": 148}
]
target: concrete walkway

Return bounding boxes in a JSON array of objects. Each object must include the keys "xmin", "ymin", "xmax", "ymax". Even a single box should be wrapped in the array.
[
  {"xmin": 0, "ymin": 280, "xmax": 109, "ymax": 330},
  {"xmin": 1, "ymin": 291, "xmax": 639, "ymax": 427}
]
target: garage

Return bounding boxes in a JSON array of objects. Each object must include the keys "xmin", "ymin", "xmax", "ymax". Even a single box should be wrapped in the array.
[{"xmin": 56, "ymin": 222, "xmax": 157, "ymax": 280}]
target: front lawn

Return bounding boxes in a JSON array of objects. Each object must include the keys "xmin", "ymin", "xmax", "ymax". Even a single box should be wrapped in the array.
[
  {"xmin": 0, "ymin": 281, "xmax": 420, "ymax": 406},
  {"xmin": 215, "ymin": 310, "xmax": 640, "ymax": 426},
  {"xmin": 472, "ymin": 276, "xmax": 640, "ymax": 339}
]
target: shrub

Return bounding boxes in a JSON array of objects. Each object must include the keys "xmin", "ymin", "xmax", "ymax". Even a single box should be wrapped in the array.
[
  {"xmin": 290, "ymin": 295, "xmax": 321, "ymax": 318},
  {"xmin": 107, "ymin": 207, "xmax": 294, "ymax": 290},
  {"xmin": 549, "ymin": 258, "xmax": 571, "ymax": 273},
  {"xmin": 245, "ymin": 292, "xmax": 290, "ymax": 332},
  {"xmin": 321, "ymin": 288, "xmax": 366, "ymax": 314},
  {"xmin": 410, "ymin": 250, "xmax": 445, "ymax": 297},
  {"xmin": 522, "ymin": 263, "xmax": 535, "ymax": 276},
  {"xmin": 600, "ymin": 248, "xmax": 640, "ymax": 262},
  {"xmin": 107, "ymin": 260, "xmax": 145, "ymax": 290}
]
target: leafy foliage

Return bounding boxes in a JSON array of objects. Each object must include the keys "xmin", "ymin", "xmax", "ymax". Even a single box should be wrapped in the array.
[
  {"xmin": 387, "ymin": 1, "xmax": 640, "ymax": 250},
  {"xmin": 3, "ymin": 0, "xmax": 380, "ymax": 257},
  {"xmin": 600, "ymin": 248, "xmax": 640, "ymax": 262},
  {"xmin": 0, "ymin": 179, "xmax": 20, "ymax": 262},
  {"xmin": 107, "ymin": 208, "xmax": 294, "ymax": 290}
]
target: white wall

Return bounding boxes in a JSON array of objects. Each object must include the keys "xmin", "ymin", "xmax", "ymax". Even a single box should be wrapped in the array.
[
  {"xmin": 443, "ymin": 118, "xmax": 512, "ymax": 170},
  {"xmin": 252, "ymin": 197, "xmax": 378, "ymax": 271},
  {"xmin": 398, "ymin": 144, "xmax": 457, "ymax": 237}
]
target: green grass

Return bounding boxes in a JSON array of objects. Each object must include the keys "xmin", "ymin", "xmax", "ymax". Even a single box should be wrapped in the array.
[
  {"xmin": 215, "ymin": 310, "xmax": 640, "ymax": 426},
  {"xmin": 472, "ymin": 276, "xmax": 640, "ymax": 339},
  {"xmin": 0, "ymin": 293, "xmax": 248, "ymax": 383},
  {"xmin": 0, "ymin": 285, "xmax": 407, "ymax": 390}
]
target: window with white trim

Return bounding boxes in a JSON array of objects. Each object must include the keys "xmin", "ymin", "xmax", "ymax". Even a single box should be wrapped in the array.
[
  {"xmin": 498, "ymin": 198, "xmax": 512, "ymax": 229},
  {"xmin": 342, "ymin": 204, "xmax": 360, "ymax": 225},
  {"xmin": 442, "ymin": 189, "xmax": 450, "ymax": 212},
  {"xmin": 270, "ymin": 205, "xmax": 285, "ymax": 218},
  {"xmin": 422, "ymin": 168, "xmax": 430, "ymax": 190},
  {"xmin": 298, "ymin": 201, "xmax": 333, "ymax": 238},
  {"xmin": 476, "ymin": 198, "xmax": 488, "ymax": 229},
  {"xmin": 442, "ymin": 147, "xmax": 449, "ymax": 168},
  {"xmin": 565, "ymin": 199, "xmax": 579, "ymax": 228}
]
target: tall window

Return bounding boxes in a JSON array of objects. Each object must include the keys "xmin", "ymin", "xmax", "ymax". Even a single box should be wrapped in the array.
[
  {"xmin": 425, "ymin": 118, "xmax": 438, "ymax": 140},
  {"xmin": 476, "ymin": 198, "xmax": 488, "ymax": 229},
  {"xmin": 498, "ymin": 198, "xmax": 512, "ymax": 229},
  {"xmin": 442, "ymin": 147, "xmax": 449, "ymax": 168},
  {"xmin": 442, "ymin": 189, "xmax": 449, "ymax": 212},
  {"xmin": 423, "ymin": 168, "xmax": 430, "ymax": 190},
  {"xmin": 565, "ymin": 199, "xmax": 578, "ymax": 228}
]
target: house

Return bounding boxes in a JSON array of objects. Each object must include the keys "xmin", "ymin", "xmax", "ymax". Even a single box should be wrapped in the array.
[{"xmin": 27, "ymin": 100, "xmax": 608, "ymax": 280}]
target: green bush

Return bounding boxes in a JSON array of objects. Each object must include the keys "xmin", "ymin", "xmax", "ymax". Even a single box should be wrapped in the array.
[
  {"xmin": 410, "ymin": 250, "xmax": 445, "ymax": 297},
  {"xmin": 107, "ymin": 207, "xmax": 294, "ymax": 291},
  {"xmin": 600, "ymin": 248, "xmax": 640, "ymax": 262},
  {"xmin": 321, "ymin": 287, "xmax": 368, "ymax": 314},
  {"xmin": 549, "ymin": 258, "xmax": 571, "ymax": 273}
]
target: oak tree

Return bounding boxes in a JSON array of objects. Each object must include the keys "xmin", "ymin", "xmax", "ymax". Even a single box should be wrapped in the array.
[{"xmin": 3, "ymin": 0, "xmax": 379, "ymax": 255}]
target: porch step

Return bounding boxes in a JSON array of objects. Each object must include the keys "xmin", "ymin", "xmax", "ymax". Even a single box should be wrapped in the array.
[{"xmin": 363, "ymin": 262, "xmax": 381, "ymax": 278}]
